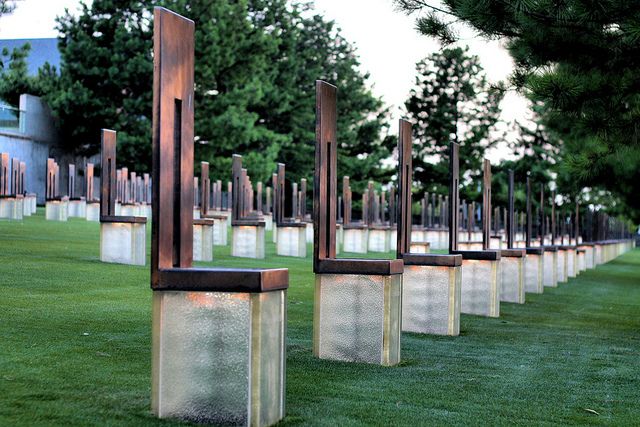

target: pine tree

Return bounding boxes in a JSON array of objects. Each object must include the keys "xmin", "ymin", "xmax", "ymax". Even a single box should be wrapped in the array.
[{"xmin": 404, "ymin": 46, "xmax": 503, "ymax": 200}]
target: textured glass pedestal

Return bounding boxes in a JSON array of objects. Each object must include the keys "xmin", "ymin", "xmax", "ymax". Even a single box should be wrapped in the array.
[
  {"xmin": 45, "ymin": 200, "xmax": 68, "ymax": 221},
  {"xmin": 276, "ymin": 226, "xmax": 306, "ymax": 258},
  {"xmin": 0, "ymin": 197, "xmax": 23, "ymax": 220},
  {"xmin": 387, "ymin": 229, "xmax": 397, "ymax": 252},
  {"xmin": 120, "ymin": 204, "xmax": 138, "ymax": 216},
  {"xmin": 68, "ymin": 200, "xmax": 87, "ymax": 218},
  {"xmin": 313, "ymin": 273, "xmax": 401, "ymax": 365},
  {"xmin": 567, "ymin": 249, "xmax": 577, "ymax": 278},
  {"xmin": 579, "ymin": 246, "xmax": 594, "ymax": 269},
  {"xmin": 342, "ymin": 229, "xmax": 368, "ymax": 254},
  {"xmin": 525, "ymin": 254, "xmax": 543, "ymax": 294},
  {"xmin": 409, "ymin": 242, "xmax": 430, "ymax": 254},
  {"xmin": 22, "ymin": 196, "xmax": 31, "ymax": 216},
  {"xmin": 152, "ymin": 289, "xmax": 286, "ymax": 426},
  {"xmin": 500, "ymin": 256, "xmax": 524, "ymax": 304},
  {"xmin": 543, "ymin": 250, "xmax": 558, "ymax": 287},
  {"xmin": 263, "ymin": 213, "xmax": 273, "ymax": 231},
  {"xmin": 458, "ymin": 242, "xmax": 483, "ymax": 251},
  {"xmin": 232, "ymin": 225, "xmax": 265, "ymax": 259},
  {"xmin": 460, "ymin": 259, "xmax": 500, "ymax": 317},
  {"xmin": 425, "ymin": 230, "xmax": 444, "ymax": 249},
  {"xmin": 193, "ymin": 223, "xmax": 214, "ymax": 262},
  {"xmin": 306, "ymin": 222, "xmax": 313, "ymax": 244},
  {"xmin": 411, "ymin": 229, "xmax": 425, "ymax": 244},
  {"xmin": 85, "ymin": 202, "xmax": 100, "ymax": 221},
  {"xmin": 402, "ymin": 265, "xmax": 461, "ymax": 335},
  {"xmin": 26, "ymin": 194, "xmax": 37, "ymax": 214},
  {"xmin": 367, "ymin": 229, "xmax": 389, "ymax": 253},
  {"xmin": 212, "ymin": 217, "xmax": 228, "ymax": 246},
  {"xmin": 100, "ymin": 221, "xmax": 146, "ymax": 265},
  {"xmin": 577, "ymin": 251, "xmax": 586, "ymax": 272},
  {"xmin": 594, "ymin": 245, "xmax": 603, "ymax": 265},
  {"xmin": 557, "ymin": 250, "xmax": 568, "ymax": 283}
]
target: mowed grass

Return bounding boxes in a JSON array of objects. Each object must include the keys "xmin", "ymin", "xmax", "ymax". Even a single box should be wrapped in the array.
[{"xmin": 1, "ymin": 209, "xmax": 639, "ymax": 426}]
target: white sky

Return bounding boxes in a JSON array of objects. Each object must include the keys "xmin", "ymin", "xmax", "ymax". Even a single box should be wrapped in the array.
[{"xmin": 0, "ymin": 0, "xmax": 531, "ymax": 160}]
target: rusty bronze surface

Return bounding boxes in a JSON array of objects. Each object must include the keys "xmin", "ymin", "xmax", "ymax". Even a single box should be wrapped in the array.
[
  {"xmin": 19, "ymin": 161, "xmax": 26, "ymax": 194},
  {"xmin": 482, "ymin": 159, "xmax": 491, "ymax": 250},
  {"xmin": 402, "ymin": 254, "xmax": 462, "ymax": 267},
  {"xmin": 448, "ymin": 142, "xmax": 460, "ymax": 252},
  {"xmin": 100, "ymin": 130, "xmax": 117, "ymax": 216},
  {"xmin": 10, "ymin": 157, "xmax": 19, "ymax": 196},
  {"xmin": 45, "ymin": 158, "xmax": 60, "ymax": 200},
  {"xmin": 342, "ymin": 176, "xmax": 351, "ymax": 225},
  {"xmin": 276, "ymin": 163, "xmax": 285, "ymax": 225},
  {"xmin": 525, "ymin": 175, "xmax": 531, "ymax": 247},
  {"xmin": 292, "ymin": 182, "xmax": 299, "ymax": 218},
  {"xmin": 389, "ymin": 186, "xmax": 396, "ymax": 225},
  {"xmin": 501, "ymin": 248, "xmax": 526, "ymax": 258},
  {"xmin": 256, "ymin": 181, "xmax": 263, "ymax": 213},
  {"xmin": 100, "ymin": 215, "xmax": 147, "ymax": 224},
  {"xmin": 0, "ymin": 153, "xmax": 8, "ymax": 196},
  {"xmin": 200, "ymin": 161, "xmax": 209, "ymax": 217},
  {"xmin": 507, "ymin": 169, "xmax": 514, "ymax": 248},
  {"xmin": 451, "ymin": 249, "xmax": 501, "ymax": 261},
  {"xmin": 193, "ymin": 218, "xmax": 214, "ymax": 226},
  {"xmin": 313, "ymin": 80, "xmax": 401, "ymax": 275},
  {"xmin": 151, "ymin": 7, "xmax": 281, "ymax": 292},
  {"xmin": 551, "ymin": 190, "xmax": 556, "ymax": 243},
  {"xmin": 300, "ymin": 178, "xmax": 307, "ymax": 218},
  {"xmin": 86, "ymin": 163, "xmax": 95, "ymax": 201},
  {"xmin": 265, "ymin": 185, "xmax": 271, "ymax": 213},
  {"xmin": 575, "ymin": 202, "xmax": 580, "ymax": 240}
]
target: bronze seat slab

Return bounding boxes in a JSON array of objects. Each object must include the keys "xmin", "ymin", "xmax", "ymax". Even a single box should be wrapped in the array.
[
  {"xmin": 557, "ymin": 245, "xmax": 577, "ymax": 250},
  {"xmin": 315, "ymin": 258, "xmax": 404, "ymax": 275},
  {"xmin": 276, "ymin": 221, "xmax": 307, "ymax": 228},
  {"xmin": 193, "ymin": 218, "xmax": 214, "ymax": 226},
  {"xmin": 401, "ymin": 253, "xmax": 462, "ymax": 267},
  {"xmin": 500, "ymin": 249, "xmax": 526, "ymax": 258},
  {"xmin": 451, "ymin": 250, "xmax": 501, "ymax": 261},
  {"xmin": 369, "ymin": 224, "xmax": 391, "ymax": 230},
  {"xmin": 343, "ymin": 223, "xmax": 368, "ymax": 230},
  {"xmin": 231, "ymin": 219, "xmax": 266, "ymax": 227},
  {"xmin": 203, "ymin": 214, "xmax": 228, "ymax": 220},
  {"xmin": 155, "ymin": 267, "xmax": 288, "ymax": 292},
  {"xmin": 542, "ymin": 245, "xmax": 559, "ymax": 252},
  {"xmin": 100, "ymin": 215, "xmax": 147, "ymax": 224},
  {"xmin": 525, "ymin": 247, "xmax": 545, "ymax": 255},
  {"xmin": 577, "ymin": 248, "xmax": 586, "ymax": 253}
]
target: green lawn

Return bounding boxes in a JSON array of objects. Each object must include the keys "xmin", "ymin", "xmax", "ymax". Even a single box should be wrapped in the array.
[{"xmin": 1, "ymin": 210, "xmax": 639, "ymax": 426}]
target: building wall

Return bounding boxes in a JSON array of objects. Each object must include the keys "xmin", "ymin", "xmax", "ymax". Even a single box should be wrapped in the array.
[{"xmin": 0, "ymin": 130, "xmax": 49, "ymax": 203}]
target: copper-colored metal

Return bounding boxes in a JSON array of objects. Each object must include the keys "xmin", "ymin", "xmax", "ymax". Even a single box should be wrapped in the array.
[
  {"xmin": 100, "ymin": 130, "xmax": 117, "ymax": 216},
  {"xmin": 292, "ymin": 182, "xmax": 299, "ymax": 218},
  {"xmin": 86, "ymin": 163, "xmax": 95, "ymax": 201},
  {"xmin": 19, "ymin": 161, "xmax": 26, "ymax": 194},
  {"xmin": 389, "ymin": 186, "xmax": 396, "ymax": 225},
  {"xmin": 276, "ymin": 163, "xmax": 285, "ymax": 225},
  {"xmin": 482, "ymin": 159, "xmax": 492, "ymax": 250},
  {"xmin": 45, "ymin": 158, "xmax": 59, "ymax": 200},
  {"xmin": 232, "ymin": 155, "xmax": 243, "ymax": 222},
  {"xmin": 575, "ymin": 201, "xmax": 580, "ymax": 241},
  {"xmin": 507, "ymin": 169, "xmax": 514, "ymax": 248},
  {"xmin": 396, "ymin": 119, "xmax": 412, "ymax": 257},
  {"xmin": 0, "ymin": 153, "xmax": 8, "ymax": 196},
  {"xmin": 200, "ymin": 161, "xmax": 209, "ymax": 217},
  {"xmin": 525, "ymin": 175, "xmax": 532, "ymax": 247},
  {"xmin": 265, "ymin": 185, "xmax": 271, "ymax": 214},
  {"xmin": 448, "ymin": 143, "xmax": 460, "ymax": 252},
  {"xmin": 256, "ymin": 181, "xmax": 263, "ymax": 213},
  {"xmin": 68, "ymin": 164, "xmax": 76, "ymax": 199},
  {"xmin": 342, "ymin": 176, "xmax": 351, "ymax": 225},
  {"xmin": 300, "ymin": 178, "xmax": 307, "ymax": 218},
  {"xmin": 551, "ymin": 190, "xmax": 556, "ymax": 244},
  {"xmin": 10, "ymin": 157, "xmax": 19, "ymax": 196}
]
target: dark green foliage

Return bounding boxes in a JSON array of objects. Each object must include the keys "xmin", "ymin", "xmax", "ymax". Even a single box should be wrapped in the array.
[
  {"xmin": 395, "ymin": 0, "xmax": 640, "ymax": 221},
  {"xmin": 0, "ymin": 43, "xmax": 43, "ymax": 106},
  {"xmin": 404, "ymin": 46, "xmax": 503, "ymax": 201},
  {"xmin": 28, "ymin": 0, "xmax": 390, "ymax": 189}
]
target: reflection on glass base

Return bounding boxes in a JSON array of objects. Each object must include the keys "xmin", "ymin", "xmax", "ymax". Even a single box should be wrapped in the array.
[
  {"xmin": 213, "ymin": 217, "xmax": 228, "ymax": 246},
  {"xmin": 152, "ymin": 290, "xmax": 286, "ymax": 426},
  {"xmin": 100, "ymin": 222, "xmax": 146, "ymax": 266},
  {"xmin": 524, "ymin": 254, "xmax": 543, "ymax": 294},
  {"xmin": 313, "ymin": 273, "xmax": 401, "ymax": 366},
  {"xmin": 0, "ymin": 197, "xmax": 24, "ymax": 220},
  {"xmin": 460, "ymin": 259, "xmax": 500, "ymax": 317},
  {"xmin": 68, "ymin": 200, "xmax": 86, "ymax": 218},
  {"xmin": 85, "ymin": 202, "xmax": 100, "ymax": 222},
  {"xmin": 543, "ymin": 251, "xmax": 558, "ymax": 287},
  {"xmin": 402, "ymin": 265, "xmax": 461, "ymax": 336},
  {"xmin": 45, "ymin": 200, "xmax": 68, "ymax": 221},
  {"xmin": 232, "ymin": 226, "xmax": 265, "ymax": 259},
  {"xmin": 343, "ymin": 229, "xmax": 368, "ymax": 254},
  {"xmin": 500, "ymin": 257, "xmax": 524, "ymax": 304},
  {"xmin": 276, "ymin": 226, "xmax": 306, "ymax": 258},
  {"xmin": 193, "ymin": 223, "xmax": 213, "ymax": 262},
  {"xmin": 557, "ymin": 250, "xmax": 568, "ymax": 283}
]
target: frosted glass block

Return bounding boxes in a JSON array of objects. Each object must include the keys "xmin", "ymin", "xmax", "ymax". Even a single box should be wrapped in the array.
[
  {"xmin": 500, "ymin": 257, "xmax": 524, "ymax": 303},
  {"xmin": 313, "ymin": 273, "xmax": 401, "ymax": 365},
  {"xmin": 543, "ymin": 251, "xmax": 558, "ymax": 287},
  {"xmin": 409, "ymin": 242, "xmax": 430, "ymax": 254},
  {"xmin": 0, "ymin": 198, "xmax": 23, "ymax": 220},
  {"xmin": 193, "ymin": 224, "xmax": 213, "ymax": 262},
  {"xmin": 368, "ymin": 229, "xmax": 389, "ymax": 253},
  {"xmin": 577, "ymin": 251, "xmax": 585, "ymax": 272},
  {"xmin": 100, "ymin": 222, "xmax": 146, "ymax": 265},
  {"xmin": 343, "ymin": 229, "xmax": 368, "ymax": 254},
  {"xmin": 85, "ymin": 202, "xmax": 100, "ymax": 221},
  {"xmin": 387, "ymin": 229, "xmax": 397, "ymax": 252},
  {"xmin": 232, "ymin": 226, "xmax": 265, "ymax": 259},
  {"xmin": 402, "ymin": 265, "xmax": 461, "ymax": 335},
  {"xmin": 68, "ymin": 200, "xmax": 87, "ymax": 218},
  {"xmin": 411, "ymin": 229, "xmax": 425, "ymax": 243},
  {"xmin": 581, "ymin": 246, "xmax": 594, "ymax": 269},
  {"xmin": 458, "ymin": 242, "xmax": 483, "ymax": 251},
  {"xmin": 489, "ymin": 237, "xmax": 502, "ymax": 249},
  {"xmin": 594, "ymin": 245, "xmax": 603, "ymax": 265},
  {"xmin": 306, "ymin": 222, "xmax": 313, "ymax": 244},
  {"xmin": 120, "ymin": 204, "xmax": 137, "ymax": 216},
  {"xmin": 567, "ymin": 249, "xmax": 577, "ymax": 278},
  {"xmin": 557, "ymin": 250, "xmax": 568, "ymax": 283},
  {"xmin": 276, "ymin": 226, "xmax": 306, "ymax": 258},
  {"xmin": 263, "ymin": 214, "xmax": 273, "ymax": 231},
  {"xmin": 152, "ymin": 290, "xmax": 286, "ymax": 426},
  {"xmin": 525, "ymin": 254, "xmax": 543, "ymax": 294},
  {"xmin": 22, "ymin": 197, "xmax": 31, "ymax": 216},
  {"xmin": 460, "ymin": 259, "xmax": 500, "ymax": 317},
  {"xmin": 193, "ymin": 208, "xmax": 201, "ymax": 219},
  {"xmin": 272, "ymin": 225, "xmax": 277, "ymax": 243},
  {"xmin": 45, "ymin": 200, "xmax": 68, "ymax": 221},
  {"xmin": 213, "ymin": 217, "xmax": 228, "ymax": 246},
  {"xmin": 439, "ymin": 231, "xmax": 449, "ymax": 250}
]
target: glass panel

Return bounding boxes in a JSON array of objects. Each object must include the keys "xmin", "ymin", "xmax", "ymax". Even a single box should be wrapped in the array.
[{"xmin": 460, "ymin": 259, "xmax": 500, "ymax": 317}]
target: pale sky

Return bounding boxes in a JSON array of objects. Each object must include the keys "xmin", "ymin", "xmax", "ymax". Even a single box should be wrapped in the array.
[{"xmin": 0, "ymin": 0, "xmax": 531, "ymax": 160}]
